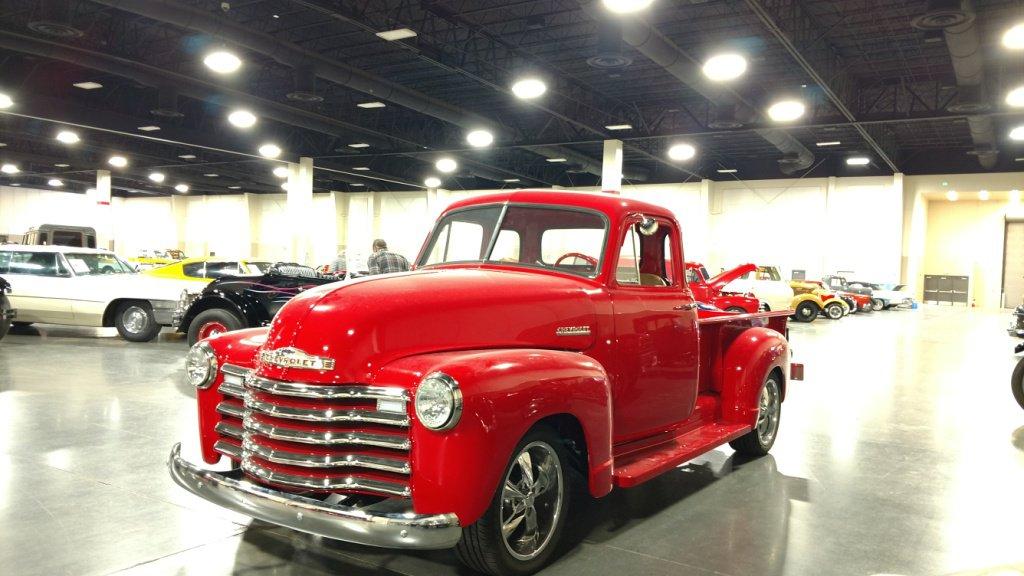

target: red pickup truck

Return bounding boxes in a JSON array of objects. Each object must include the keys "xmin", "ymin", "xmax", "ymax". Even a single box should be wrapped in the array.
[
  {"xmin": 170, "ymin": 190, "xmax": 801, "ymax": 576},
  {"xmin": 686, "ymin": 261, "xmax": 761, "ymax": 313}
]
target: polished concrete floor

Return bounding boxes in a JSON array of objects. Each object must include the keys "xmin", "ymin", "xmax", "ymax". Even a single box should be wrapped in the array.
[{"xmin": 1, "ymin": 306, "xmax": 1023, "ymax": 576}]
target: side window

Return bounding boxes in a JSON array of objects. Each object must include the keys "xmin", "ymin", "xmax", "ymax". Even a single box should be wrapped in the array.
[
  {"xmin": 615, "ymin": 227, "xmax": 641, "ymax": 285},
  {"xmin": 0, "ymin": 251, "xmax": 10, "ymax": 274},
  {"xmin": 685, "ymin": 268, "xmax": 700, "ymax": 284},
  {"xmin": 205, "ymin": 262, "xmax": 241, "ymax": 279},
  {"xmin": 182, "ymin": 262, "xmax": 205, "ymax": 278},
  {"xmin": 9, "ymin": 252, "xmax": 59, "ymax": 276},
  {"xmin": 662, "ymin": 234, "xmax": 675, "ymax": 285},
  {"xmin": 490, "ymin": 230, "xmax": 521, "ymax": 262}
]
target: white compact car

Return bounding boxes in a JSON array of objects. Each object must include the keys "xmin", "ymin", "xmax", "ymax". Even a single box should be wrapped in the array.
[
  {"xmin": 0, "ymin": 245, "xmax": 193, "ymax": 341},
  {"xmin": 723, "ymin": 265, "xmax": 795, "ymax": 312}
]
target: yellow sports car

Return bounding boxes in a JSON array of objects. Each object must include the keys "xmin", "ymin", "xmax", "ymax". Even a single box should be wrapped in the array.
[
  {"xmin": 128, "ymin": 249, "xmax": 187, "ymax": 270},
  {"xmin": 143, "ymin": 257, "xmax": 271, "ymax": 284}
]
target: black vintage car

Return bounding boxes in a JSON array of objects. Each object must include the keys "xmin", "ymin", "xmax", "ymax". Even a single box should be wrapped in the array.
[
  {"xmin": 174, "ymin": 263, "xmax": 338, "ymax": 345},
  {"xmin": 1008, "ymin": 301, "xmax": 1024, "ymax": 339},
  {"xmin": 1013, "ymin": 353, "xmax": 1024, "ymax": 410},
  {"xmin": 0, "ymin": 276, "xmax": 14, "ymax": 341}
]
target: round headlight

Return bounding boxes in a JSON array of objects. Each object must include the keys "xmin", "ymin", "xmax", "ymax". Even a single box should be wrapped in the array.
[
  {"xmin": 414, "ymin": 372, "xmax": 462, "ymax": 431},
  {"xmin": 185, "ymin": 341, "xmax": 217, "ymax": 389}
]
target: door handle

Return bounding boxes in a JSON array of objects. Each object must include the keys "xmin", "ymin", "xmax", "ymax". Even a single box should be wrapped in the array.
[{"xmin": 674, "ymin": 303, "xmax": 697, "ymax": 311}]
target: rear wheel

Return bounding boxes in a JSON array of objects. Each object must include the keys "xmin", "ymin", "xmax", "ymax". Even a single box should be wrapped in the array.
[
  {"xmin": 824, "ymin": 302, "xmax": 845, "ymax": 320},
  {"xmin": 456, "ymin": 427, "xmax": 571, "ymax": 576},
  {"xmin": 871, "ymin": 298, "xmax": 884, "ymax": 311},
  {"xmin": 792, "ymin": 301, "xmax": 818, "ymax": 323},
  {"xmin": 187, "ymin": 308, "xmax": 245, "ymax": 346},
  {"xmin": 1012, "ymin": 357, "xmax": 1024, "ymax": 410},
  {"xmin": 115, "ymin": 301, "xmax": 161, "ymax": 342},
  {"xmin": 730, "ymin": 375, "xmax": 782, "ymax": 456}
]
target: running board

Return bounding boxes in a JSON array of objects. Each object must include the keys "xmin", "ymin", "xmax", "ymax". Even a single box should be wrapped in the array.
[{"xmin": 612, "ymin": 423, "xmax": 751, "ymax": 488}]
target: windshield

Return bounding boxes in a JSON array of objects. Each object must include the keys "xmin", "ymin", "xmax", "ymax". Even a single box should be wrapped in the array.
[
  {"xmin": 65, "ymin": 252, "xmax": 134, "ymax": 275},
  {"xmin": 419, "ymin": 204, "xmax": 608, "ymax": 278},
  {"xmin": 245, "ymin": 262, "xmax": 272, "ymax": 274}
]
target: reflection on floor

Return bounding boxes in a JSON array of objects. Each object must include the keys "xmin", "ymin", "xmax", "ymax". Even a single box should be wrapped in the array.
[{"xmin": 1, "ymin": 306, "xmax": 1023, "ymax": 576}]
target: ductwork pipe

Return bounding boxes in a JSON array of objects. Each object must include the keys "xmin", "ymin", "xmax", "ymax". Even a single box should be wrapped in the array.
[{"xmin": 941, "ymin": 0, "xmax": 998, "ymax": 169}]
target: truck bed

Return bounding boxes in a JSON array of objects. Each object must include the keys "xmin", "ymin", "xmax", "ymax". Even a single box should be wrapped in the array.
[{"xmin": 696, "ymin": 309, "xmax": 790, "ymax": 394}]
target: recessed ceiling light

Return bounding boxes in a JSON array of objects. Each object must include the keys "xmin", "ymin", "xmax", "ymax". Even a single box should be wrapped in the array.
[
  {"xmin": 1006, "ymin": 86, "xmax": 1024, "ymax": 108},
  {"xmin": 702, "ymin": 53, "xmax": 748, "ymax": 82},
  {"xmin": 846, "ymin": 156, "xmax": 870, "ymax": 166},
  {"xmin": 503, "ymin": 178, "xmax": 521, "ymax": 182},
  {"xmin": 55, "ymin": 130, "xmax": 80, "ymax": 144},
  {"xmin": 228, "ymin": 185, "xmax": 241, "ymax": 189},
  {"xmin": 0, "ymin": 93, "xmax": 13, "ymax": 109},
  {"xmin": 54, "ymin": 163, "xmax": 70, "ymax": 168},
  {"xmin": 376, "ymin": 28, "xmax": 417, "ymax": 41},
  {"xmin": 108, "ymin": 155, "xmax": 128, "ymax": 168},
  {"xmin": 546, "ymin": 157, "xmax": 567, "ymax": 163},
  {"xmin": 73, "ymin": 81, "xmax": 103, "ymax": 90},
  {"xmin": 10, "ymin": 183, "xmax": 20, "ymax": 186},
  {"xmin": 978, "ymin": 189, "xmax": 990, "ymax": 201},
  {"xmin": 767, "ymin": 100, "xmax": 806, "ymax": 122},
  {"xmin": 137, "ymin": 125, "xmax": 161, "ymax": 131},
  {"xmin": 1010, "ymin": 125, "xmax": 1024, "ymax": 141},
  {"xmin": 48, "ymin": 179, "xmax": 63, "ymax": 187},
  {"xmin": 466, "ymin": 130, "xmax": 494, "ymax": 147},
  {"xmin": 436, "ymin": 157, "xmax": 458, "ymax": 173},
  {"xmin": 203, "ymin": 50, "xmax": 242, "ymax": 74},
  {"xmin": 352, "ymin": 166, "xmax": 371, "ymax": 171},
  {"xmin": 204, "ymin": 173, "xmax": 219, "ymax": 177},
  {"xmin": 228, "ymin": 109, "xmax": 257, "ymax": 128},
  {"xmin": 148, "ymin": 172, "xmax": 166, "ymax": 183},
  {"xmin": 348, "ymin": 143, "xmax": 370, "ymax": 148},
  {"xmin": 816, "ymin": 141, "xmax": 841, "ymax": 147},
  {"xmin": 1, "ymin": 164, "xmax": 19, "ymax": 174},
  {"xmin": 667, "ymin": 143, "xmax": 697, "ymax": 161},
  {"xmin": 1002, "ymin": 22, "xmax": 1024, "ymax": 50},
  {"xmin": 605, "ymin": 124, "xmax": 633, "ymax": 130},
  {"xmin": 601, "ymin": 0, "xmax": 654, "ymax": 14},
  {"xmin": 424, "ymin": 176, "xmax": 442, "ymax": 188},
  {"xmin": 0, "ymin": 143, "xmax": 5, "ymax": 147},
  {"xmin": 717, "ymin": 168, "xmax": 738, "ymax": 174},
  {"xmin": 350, "ymin": 183, "xmax": 364, "ymax": 187},
  {"xmin": 357, "ymin": 101, "xmax": 386, "ymax": 109},
  {"xmin": 946, "ymin": 190, "xmax": 958, "ymax": 201},
  {"xmin": 273, "ymin": 166, "xmax": 289, "ymax": 178},
  {"xmin": 174, "ymin": 184, "xmax": 189, "ymax": 193},
  {"xmin": 178, "ymin": 154, "xmax": 197, "ymax": 160},
  {"xmin": 511, "ymin": 77, "xmax": 547, "ymax": 100},
  {"xmin": 1011, "ymin": 189, "xmax": 1022, "ymax": 203},
  {"xmin": 1016, "ymin": 157, "xmax": 1024, "ymax": 162},
  {"xmin": 272, "ymin": 14, "xmax": 280, "ymax": 19},
  {"xmin": 258, "ymin": 143, "xmax": 282, "ymax": 158}
]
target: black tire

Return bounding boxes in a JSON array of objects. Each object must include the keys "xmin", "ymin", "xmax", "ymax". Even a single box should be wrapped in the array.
[
  {"xmin": 114, "ymin": 301, "xmax": 161, "ymax": 342},
  {"xmin": 725, "ymin": 306, "xmax": 747, "ymax": 313},
  {"xmin": 730, "ymin": 374, "xmax": 782, "ymax": 457},
  {"xmin": 12, "ymin": 321, "xmax": 32, "ymax": 327},
  {"xmin": 824, "ymin": 302, "xmax": 844, "ymax": 320},
  {"xmin": 871, "ymin": 298, "xmax": 884, "ymax": 312},
  {"xmin": 456, "ymin": 426, "xmax": 572, "ymax": 576},
  {"xmin": 792, "ymin": 301, "xmax": 819, "ymax": 323},
  {"xmin": 1012, "ymin": 356, "xmax": 1024, "ymax": 411},
  {"xmin": 186, "ymin": 308, "xmax": 245, "ymax": 346}
]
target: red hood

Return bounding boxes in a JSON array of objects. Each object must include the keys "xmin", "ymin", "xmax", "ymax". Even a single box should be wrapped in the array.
[
  {"xmin": 707, "ymin": 263, "xmax": 757, "ymax": 292},
  {"xmin": 255, "ymin": 268, "xmax": 598, "ymax": 383}
]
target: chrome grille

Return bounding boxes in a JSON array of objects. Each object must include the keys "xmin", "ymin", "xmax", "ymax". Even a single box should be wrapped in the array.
[{"xmin": 213, "ymin": 363, "xmax": 411, "ymax": 498}]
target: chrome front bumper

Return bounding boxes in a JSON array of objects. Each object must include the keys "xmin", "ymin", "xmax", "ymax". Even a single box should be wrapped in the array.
[{"xmin": 168, "ymin": 443, "xmax": 461, "ymax": 549}]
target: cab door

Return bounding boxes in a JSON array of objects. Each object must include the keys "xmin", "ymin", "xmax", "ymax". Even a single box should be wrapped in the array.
[
  {"xmin": 607, "ymin": 218, "xmax": 699, "ymax": 443},
  {"xmin": 0, "ymin": 250, "xmax": 75, "ymax": 324}
]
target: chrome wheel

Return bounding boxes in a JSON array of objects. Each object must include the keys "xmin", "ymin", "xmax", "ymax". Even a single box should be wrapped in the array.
[
  {"xmin": 122, "ymin": 305, "xmax": 149, "ymax": 334},
  {"xmin": 825, "ymin": 303, "xmax": 843, "ymax": 319},
  {"xmin": 500, "ymin": 441, "xmax": 564, "ymax": 561},
  {"xmin": 756, "ymin": 379, "xmax": 781, "ymax": 446}
]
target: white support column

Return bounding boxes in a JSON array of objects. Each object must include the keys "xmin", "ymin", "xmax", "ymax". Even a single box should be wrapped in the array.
[
  {"xmin": 601, "ymin": 139, "xmax": 624, "ymax": 193},
  {"xmin": 286, "ymin": 157, "xmax": 314, "ymax": 264},
  {"xmin": 91, "ymin": 170, "xmax": 113, "ymax": 250}
]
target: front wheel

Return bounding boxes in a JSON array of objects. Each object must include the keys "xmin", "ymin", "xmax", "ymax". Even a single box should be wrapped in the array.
[
  {"xmin": 824, "ymin": 302, "xmax": 845, "ymax": 320},
  {"xmin": 792, "ymin": 301, "xmax": 819, "ymax": 323},
  {"xmin": 187, "ymin": 308, "xmax": 245, "ymax": 346},
  {"xmin": 456, "ymin": 427, "xmax": 571, "ymax": 576},
  {"xmin": 115, "ymin": 301, "xmax": 161, "ymax": 342},
  {"xmin": 871, "ymin": 298, "xmax": 884, "ymax": 311},
  {"xmin": 730, "ymin": 375, "xmax": 782, "ymax": 456},
  {"xmin": 1012, "ymin": 356, "xmax": 1024, "ymax": 410}
]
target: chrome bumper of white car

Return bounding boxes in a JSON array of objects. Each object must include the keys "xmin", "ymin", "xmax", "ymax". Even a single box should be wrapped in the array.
[{"xmin": 168, "ymin": 443, "xmax": 462, "ymax": 550}]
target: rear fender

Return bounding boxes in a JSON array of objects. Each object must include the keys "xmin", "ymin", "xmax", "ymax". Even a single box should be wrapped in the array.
[
  {"xmin": 791, "ymin": 293, "xmax": 823, "ymax": 309},
  {"xmin": 374, "ymin": 349, "xmax": 613, "ymax": 526},
  {"xmin": 720, "ymin": 327, "xmax": 788, "ymax": 426}
]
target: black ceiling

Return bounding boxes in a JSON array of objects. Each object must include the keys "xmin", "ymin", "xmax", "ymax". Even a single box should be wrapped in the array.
[{"xmin": 0, "ymin": 0, "xmax": 1022, "ymax": 196}]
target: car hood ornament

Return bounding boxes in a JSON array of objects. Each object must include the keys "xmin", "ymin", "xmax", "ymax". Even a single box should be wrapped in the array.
[{"xmin": 259, "ymin": 347, "xmax": 336, "ymax": 370}]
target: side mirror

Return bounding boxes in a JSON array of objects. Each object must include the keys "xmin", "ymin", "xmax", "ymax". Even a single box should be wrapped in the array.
[{"xmin": 638, "ymin": 216, "xmax": 659, "ymax": 236}]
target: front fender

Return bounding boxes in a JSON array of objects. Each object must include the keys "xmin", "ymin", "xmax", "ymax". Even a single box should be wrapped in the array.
[
  {"xmin": 373, "ymin": 349, "xmax": 613, "ymax": 526},
  {"xmin": 720, "ymin": 327, "xmax": 788, "ymax": 426}
]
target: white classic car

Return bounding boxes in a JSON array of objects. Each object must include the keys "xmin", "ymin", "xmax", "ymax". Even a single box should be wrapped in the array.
[
  {"xmin": 0, "ymin": 245, "xmax": 194, "ymax": 341},
  {"xmin": 723, "ymin": 265, "xmax": 795, "ymax": 312}
]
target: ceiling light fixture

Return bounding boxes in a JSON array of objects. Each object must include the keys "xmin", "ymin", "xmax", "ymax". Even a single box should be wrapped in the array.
[
  {"xmin": 1011, "ymin": 125, "xmax": 1024, "ymax": 141},
  {"xmin": 148, "ymin": 172, "xmax": 166, "ymax": 183},
  {"xmin": 511, "ymin": 77, "xmax": 548, "ymax": 100},
  {"xmin": 258, "ymin": 143, "xmax": 282, "ymax": 158},
  {"xmin": 175, "ymin": 184, "xmax": 190, "ymax": 193},
  {"xmin": 466, "ymin": 129, "xmax": 494, "ymax": 147},
  {"xmin": 702, "ymin": 53, "xmax": 748, "ymax": 82},
  {"xmin": 73, "ymin": 81, "xmax": 103, "ymax": 90},
  {"xmin": 203, "ymin": 50, "xmax": 242, "ymax": 74},
  {"xmin": 601, "ymin": 0, "xmax": 654, "ymax": 14},
  {"xmin": 435, "ymin": 157, "xmax": 458, "ymax": 173},
  {"xmin": 137, "ymin": 125, "xmax": 160, "ymax": 132},
  {"xmin": 978, "ymin": 189, "xmax": 990, "ymax": 201},
  {"xmin": 0, "ymin": 93, "xmax": 13, "ymax": 109},
  {"xmin": 424, "ymin": 176, "xmax": 442, "ymax": 188},
  {"xmin": 1, "ymin": 164, "xmax": 19, "ymax": 174},
  {"xmin": 348, "ymin": 143, "xmax": 370, "ymax": 148},
  {"xmin": 357, "ymin": 101, "xmax": 386, "ymax": 109},
  {"xmin": 376, "ymin": 28, "xmax": 417, "ymax": 41},
  {"xmin": 546, "ymin": 157, "xmax": 567, "ymax": 163},
  {"xmin": 108, "ymin": 155, "xmax": 128, "ymax": 168},
  {"xmin": 946, "ymin": 190, "xmax": 958, "ymax": 201},
  {"xmin": 228, "ymin": 185, "xmax": 241, "ymax": 190},
  {"xmin": 847, "ymin": 156, "xmax": 870, "ymax": 166},
  {"xmin": 48, "ymin": 179, "xmax": 63, "ymax": 187},
  {"xmin": 178, "ymin": 154, "xmax": 197, "ymax": 160},
  {"xmin": 55, "ymin": 130, "xmax": 80, "ymax": 144},
  {"xmin": 54, "ymin": 163, "xmax": 70, "ymax": 168},
  {"xmin": 667, "ymin": 143, "xmax": 697, "ymax": 161},
  {"xmin": 717, "ymin": 168, "xmax": 738, "ymax": 174},
  {"xmin": 1007, "ymin": 86, "xmax": 1024, "ymax": 108},
  {"xmin": 767, "ymin": 99, "xmax": 806, "ymax": 122},
  {"xmin": 816, "ymin": 141, "xmax": 841, "ymax": 147},
  {"xmin": 273, "ymin": 166, "xmax": 289, "ymax": 178},
  {"xmin": 353, "ymin": 166, "xmax": 371, "ymax": 171},
  {"xmin": 0, "ymin": 143, "xmax": 5, "ymax": 147},
  {"xmin": 350, "ymin": 183, "xmax": 365, "ymax": 187},
  {"xmin": 204, "ymin": 173, "xmax": 219, "ymax": 177},
  {"xmin": 1002, "ymin": 22, "xmax": 1024, "ymax": 50},
  {"xmin": 227, "ymin": 109, "xmax": 257, "ymax": 128},
  {"xmin": 503, "ymin": 178, "xmax": 521, "ymax": 183},
  {"xmin": 605, "ymin": 124, "xmax": 633, "ymax": 130}
]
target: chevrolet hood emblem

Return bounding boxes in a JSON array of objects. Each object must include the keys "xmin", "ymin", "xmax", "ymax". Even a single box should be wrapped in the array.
[{"xmin": 259, "ymin": 347, "xmax": 336, "ymax": 370}]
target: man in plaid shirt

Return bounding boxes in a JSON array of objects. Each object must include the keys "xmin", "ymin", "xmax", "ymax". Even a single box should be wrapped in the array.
[{"xmin": 367, "ymin": 239, "xmax": 410, "ymax": 275}]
